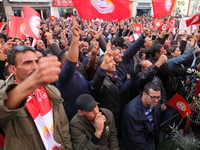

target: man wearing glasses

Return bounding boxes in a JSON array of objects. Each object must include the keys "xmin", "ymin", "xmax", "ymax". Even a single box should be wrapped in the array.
[
  {"xmin": 0, "ymin": 45, "xmax": 73, "ymax": 149},
  {"xmin": 121, "ymin": 82, "xmax": 161, "ymax": 150}
]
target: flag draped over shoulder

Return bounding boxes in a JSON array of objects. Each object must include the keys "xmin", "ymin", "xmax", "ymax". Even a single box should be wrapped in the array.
[
  {"xmin": 9, "ymin": 16, "xmax": 26, "ymax": 40},
  {"xmin": 166, "ymin": 93, "xmax": 191, "ymax": 118},
  {"xmin": 72, "ymin": 0, "xmax": 130, "ymax": 21},
  {"xmin": 185, "ymin": 13, "xmax": 200, "ymax": 27},
  {"xmin": 23, "ymin": 6, "xmax": 41, "ymax": 39},
  {"xmin": 152, "ymin": 0, "xmax": 175, "ymax": 19},
  {"xmin": 25, "ymin": 87, "xmax": 62, "ymax": 150}
]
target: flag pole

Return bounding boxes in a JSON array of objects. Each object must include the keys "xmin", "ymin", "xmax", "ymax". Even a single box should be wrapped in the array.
[{"xmin": 187, "ymin": 0, "xmax": 191, "ymax": 17}]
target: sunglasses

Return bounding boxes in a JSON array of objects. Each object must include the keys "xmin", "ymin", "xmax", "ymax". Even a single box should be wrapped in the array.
[{"xmin": 9, "ymin": 45, "xmax": 36, "ymax": 65}]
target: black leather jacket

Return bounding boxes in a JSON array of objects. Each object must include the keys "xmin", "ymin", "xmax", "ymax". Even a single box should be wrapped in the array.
[{"xmin": 91, "ymin": 67, "xmax": 121, "ymax": 130}]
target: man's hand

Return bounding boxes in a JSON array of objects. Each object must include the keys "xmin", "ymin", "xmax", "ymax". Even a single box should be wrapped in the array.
[
  {"xmin": 89, "ymin": 29, "xmax": 99, "ymax": 39},
  {"xmin": 2, "ymin": 39, "xmax": 15, "ymax": 54},
  {"xmin": 94, "ymin": 112, "xmax": 106, "ymax": 138},
  {"xmin": 101, "ymin": 40, "xmax": 113, "ymax": 69},
  {"xmin": 127, "ymin": 74, "xmax": 131, "ymax": 79},
  {"xmin": 143, "ymin": 28, "xmax": 151, "ymax": 37},
  {"xmin": 167, "ymin": 28, "xmax": 173, "ymax": 35},
  {"xmin": 160, "ymin": 104, "xmax": 167, "ymax": 112},
  {"xmin": 0, "ymin": 39, "xmax": 15, "ymax": 60},
  {"xmin": 190, "ymin": 29, "xmax": 200, "ymax": 45},
  {"xmin": 45, "ymin": 32, "xmax": 54, "ymax": 45},
  {"xmin": 155, "ymin": 54, "xmax": 168, "ymax": 68},
  {"xmin": 32, "ymin": 56, "xmax": 61, "ymax": 87},
  {"xmin": 104, "ymin": 40, "xmax": 113, "ymax": 64},
  {"xmin": 182, "ymin": 30, "xmax": 188, "ymax": 40},
  {"xmin": 159, "ymin": 30, "xmax": 167, "ymax": 38},
  {"xmin": 71, "ymin": 17, "xmax": 81, "ymax": 38}
]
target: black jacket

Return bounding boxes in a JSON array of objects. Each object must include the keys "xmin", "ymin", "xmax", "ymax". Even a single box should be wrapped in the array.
[
  {"xmin": 148, "ymin": 57, "xmax": 188, "ymax": 100},
  {"xmin": 135, "ymin": 65, "xmax": 167, "ymax": 104},
  {"xmin": 91, "ymin": 67, "xmax": 121, "ymax": 130}
]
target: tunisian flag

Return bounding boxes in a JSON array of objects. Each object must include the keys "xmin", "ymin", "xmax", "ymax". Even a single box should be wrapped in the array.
[
  {"xmin": 25, "ymin": 87, "xmax": 62, "ymax": 149},
  {"xmin": 168, "ymin": 19, "xmax": 175, "ymax": 27},
  {"xmin": 72, "ymin": 0, "xmax": 130, "ymax": 21},
  {"xmin": 185, "ymin": 13, "xmax": 200, "ymax": 27},
  {"xmin": 135, "ymin": 24, "xmax": 143, "ymax": 33},
  {"xmin": 9, "ymin": 16, "xmax": 26, "ymax": 40},
  {"xmin": 160, "ymin": 23, "xmax": 169, "ymax": 31},
  {"xmin": 166, "ymin": 93, "xmax": 191, "ymax": 118},
  {"xmin": 23, "ymin": 6, "xmax": 41, "ymax": 39},
  {"xmin": 152, "ymin": 0, "xmax": 175, "ymax": 19}
]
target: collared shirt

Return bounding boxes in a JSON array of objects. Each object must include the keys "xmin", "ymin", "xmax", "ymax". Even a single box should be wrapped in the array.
[{"xmin": 141, "ymin": 100, "xmax": 154, "ymax": 127}]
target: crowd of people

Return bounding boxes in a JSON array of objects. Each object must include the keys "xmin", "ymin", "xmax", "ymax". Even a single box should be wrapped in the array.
[{"xmin": 0, "ymin": 14, "xmax": 200, "ymax": 150}]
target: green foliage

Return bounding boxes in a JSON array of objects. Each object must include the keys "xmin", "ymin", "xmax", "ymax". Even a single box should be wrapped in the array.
[
  {"xmin": 158, "ymin": 140, "xmax": 183, "ymax": 150},
  {"xmin": 168, "ymin": 123, "xmax": 200, "ymax": 150}
]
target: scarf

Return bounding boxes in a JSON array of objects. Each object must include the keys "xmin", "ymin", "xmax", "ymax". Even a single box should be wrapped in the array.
[{"xmin": 25, "ymin": 87, "xmax": 62, "ymax": 150}]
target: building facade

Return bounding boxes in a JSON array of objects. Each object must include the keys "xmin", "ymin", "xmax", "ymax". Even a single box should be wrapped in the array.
[{"xmin": 1, "ymin": 0, "xmax": 200, "ymax": 21}]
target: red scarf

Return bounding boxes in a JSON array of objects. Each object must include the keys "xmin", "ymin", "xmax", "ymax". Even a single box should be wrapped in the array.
[{"xmin": 25, "ymin": 87, "xmax": 62, "ymax": 150}]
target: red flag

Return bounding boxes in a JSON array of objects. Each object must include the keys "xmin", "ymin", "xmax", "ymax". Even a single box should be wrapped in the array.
[
  {"xmin": 49, "ymin": 16, "xmax": 55, "ymax": 21},
  {"xmin": 0, "ymin": 23, "xmax": 5, "ymax": 32},
  {"xmin": 152, "ymin": 19, "xmax": 163, "ymax": 28},
  {"xmin": 135, "ymin": 24, "xmax": 143, "ymax": 33},
  {"xmin": 9, "ymin": 16, "xmax": 26, "ymax": 40},
  {"xmin": 185, "ymin": 13, "xmax": 200, "ymax": 27},
  {"xmin": 72, "ymin": 0, "xmax": 130, "ymax": 21},
  {"xmin": 160, "ymin": 23, "xmax": 169, "ymax": 31},
  {"xmin": 168, "ymin": 19, "xmax": 175, "ymax": 27},
  {"xmin": 152, "ymin": 0, "xmax": 175, "ymax": 19},
  {"xmin": 23, "ymin": 6, "xmax": 41, "ymax": 39},
  {"xmin": 166, "ymin": 93, "xmax": 191, "ymax": 118}
]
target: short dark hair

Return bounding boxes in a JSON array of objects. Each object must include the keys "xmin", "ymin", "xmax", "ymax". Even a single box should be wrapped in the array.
[
  {"xmin": 7, "ymin": 45, "xmax": 36, "ymax": 65},
  {"xmin": 116, "ymin": 37, "xmax": 124, "ymax": 47},
  {"xmin": 36, "ymin": 49, "xmax": 47, "ymax": 57},
  {"xmin": 143, "ymin": 82, "xmax": 161, "ymax": 94},
  {"xmin": 150, "ymin": 44, "xmax": 163, "ymax": 57},
  {"xmin": 58, "ymin": 50, "xmax": 68, "ymax": 62}
]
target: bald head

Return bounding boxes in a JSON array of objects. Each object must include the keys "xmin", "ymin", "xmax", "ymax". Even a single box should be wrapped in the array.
[{"xmin": 139, "ymin": 60, "xmax": 153, "ymax": 72}]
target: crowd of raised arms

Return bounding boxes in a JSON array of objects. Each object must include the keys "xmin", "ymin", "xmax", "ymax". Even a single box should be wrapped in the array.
[{"xmin": 0, "ymin": 14, "xmax": 200, "ymax": 150}]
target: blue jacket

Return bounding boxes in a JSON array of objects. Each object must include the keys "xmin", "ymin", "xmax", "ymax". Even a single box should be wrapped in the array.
[
  {"xmin": 56, "ymin": 59, "xmax": 90, "ymax": 121},
  {"xmin": 117, "ymin": 36, "xmax": 145, "ymax": 101},
  {"xmin": 121, "ymin": 95, "xmax": 160, "ymax": 150},
  {"xmin": 166, "ymin": 44, "xmax": 195, "ymax": 68}
]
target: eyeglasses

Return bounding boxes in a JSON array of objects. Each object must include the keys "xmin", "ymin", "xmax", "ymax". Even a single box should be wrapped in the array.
[
  {"xmin": 8, "ymin": 45, "xmax": 36, "ymax": 65},
  {"xmin": 146, "ymin": 93, "xmax": 161, "ymax": 101}
]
